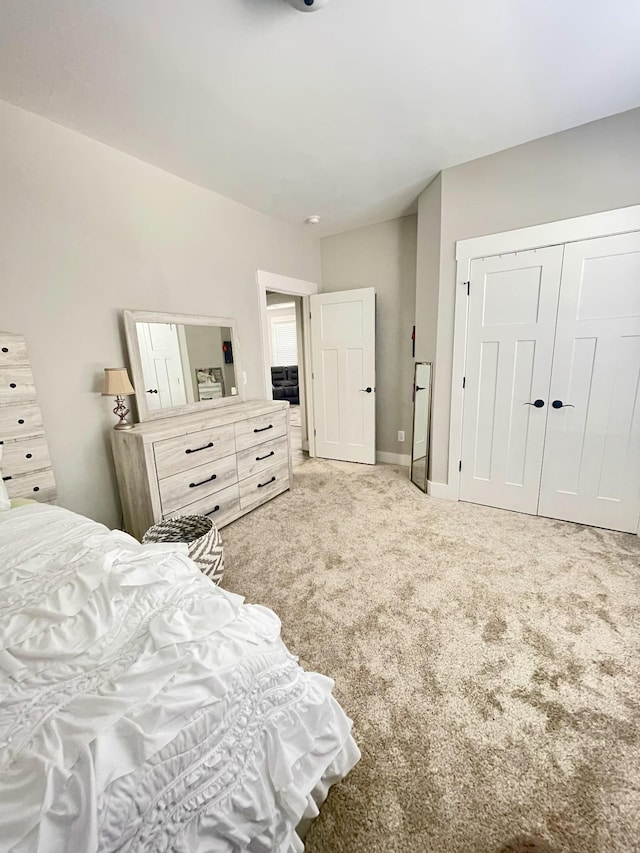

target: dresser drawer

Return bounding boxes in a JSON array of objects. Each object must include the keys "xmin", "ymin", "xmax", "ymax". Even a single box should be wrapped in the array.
[
  {"xmin": 0, "ymin": 436, "xmax": 50, "ymax": 477},
  {"xmin": 0, "ymin": 367, "xmax": 36, "ymax": 404},
  {"xmin": 237, "ymin": 435, "xmax": 289, "ymax": 481},
  {"xmin": 166, "ymin": 483, "xmax": 240, "ymax": 529},
  {"xmin": 159, "ymin": 453, "xmax": 238, "ymax": 517},
  {"xmin": 239, "ymin": 461, "xmax": 289, "ymax": 510},
  {"xmin": 0, "ymin": 403, "xmax": 44, "ymax": 441},
  {"xmin": 235, "ymin": 411, "xmax": 287, "ymax": 453},
  {"xmin": 4, "ymin": 468, "xmax": 56, "ymax": 502},
  {"xmin": 154, "ymin": 424, "xmax": 236, "ymax": 480},
  {"xmin": 0, "ymin": 335, "xmax": 29, "ymax": 367}
]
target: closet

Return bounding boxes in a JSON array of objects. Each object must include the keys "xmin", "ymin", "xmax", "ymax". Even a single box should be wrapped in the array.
[{"xmin": 459, "ymin": 230, "xmax": 640, "ymax": 534}]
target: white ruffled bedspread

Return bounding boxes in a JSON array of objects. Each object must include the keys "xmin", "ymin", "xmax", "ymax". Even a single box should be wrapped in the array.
[{"xmin": 0, "ymin": 504, "xmax": 359, "ymax": 852}]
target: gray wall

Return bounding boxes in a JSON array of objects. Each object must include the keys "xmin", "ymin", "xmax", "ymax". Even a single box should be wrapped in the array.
[
  {"xmin": 0, "ymin": 99, "xmax": 321, "ymax": 527},
  {"xmin": 321, "ymin": 215, "xmax": 417, "ymax": 458},
  {"xmin": 414, "ymin": 173, "xmax": 441, "ymax": 364},
  {"xmin": 418, "ymin": 106, "xmax": 640, "ymax": 484}
]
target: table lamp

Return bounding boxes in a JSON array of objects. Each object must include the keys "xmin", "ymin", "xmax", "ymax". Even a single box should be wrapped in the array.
[{"xmin": 102, "ymin": 368, "xmax": 135, "ymax": 430}]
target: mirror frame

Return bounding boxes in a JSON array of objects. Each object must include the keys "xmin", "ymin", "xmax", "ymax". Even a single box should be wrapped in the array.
[
  {"xmin": 409, "ymin": 361, "xmax": 433, "ymax": 493},
  {"xmin": 123, "ymin": 309, "xmax": 245, "ymax": 422}
]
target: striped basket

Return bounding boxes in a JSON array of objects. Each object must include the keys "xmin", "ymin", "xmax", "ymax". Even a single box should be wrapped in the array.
[{"xmin": 142, "ymin": 515, "xmax": 224, "ymax": 586}]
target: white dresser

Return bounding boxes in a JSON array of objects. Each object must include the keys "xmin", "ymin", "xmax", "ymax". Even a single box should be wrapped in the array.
[
  {"xmin": 0, "ymin": 332, "xmax": 57, "ymax": 503},
  {"xmin": 111, "ymin": 400, "xmax": 291, "ymax": 541}
]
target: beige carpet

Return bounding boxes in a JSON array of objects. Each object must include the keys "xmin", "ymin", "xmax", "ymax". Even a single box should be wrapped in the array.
[{"xmin": 221, "ymin": 459, "xmax": 640, "ymax": 853}]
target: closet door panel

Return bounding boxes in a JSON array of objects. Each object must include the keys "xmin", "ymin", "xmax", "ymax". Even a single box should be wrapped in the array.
[
  {"xmin": 539, "ymin": 231, "xmax": 640, "ymax": 533},
  {"xmin": 460, "ymin": 247, "xmax": 563, "ymax": 513}
]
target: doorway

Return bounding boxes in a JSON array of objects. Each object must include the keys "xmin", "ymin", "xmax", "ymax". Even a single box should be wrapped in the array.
[
  {"xmin": 257, "ymin": 271, "xmax": 378, "ymax": 467},
  {"xmin": 266, "ymin": 291, "xmax": 307, "ymax": 467}
]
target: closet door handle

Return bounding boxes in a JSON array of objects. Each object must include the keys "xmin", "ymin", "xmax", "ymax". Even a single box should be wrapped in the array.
[
  {"xmin": 189, "ymin": 474, "xmax": 217, "ymax": 488},
  {"xmin": 256, "ymin": 450, "xmax": 275, "ymax": 461},
  {"xmin": 523, "ymin": 399, "xmax": 545, "ymax": 408},
  {"xmin": 551, "ymin": 400, "xmax": 575, "ymax": 409},
  {"xmin": 416, "ymin": 385, "xmax": 427, "ymax": 392},
  {"xmin": 254, "ymin": 424, "xmax": 273, "ymax": 433},
  {"xmin": 359, "ymin": 387, "xmax": 373, "ymax": 393},
  {"xmin": 257, "ymin": 476, "xmax": 276, "ymax": 489},
  {"xmin": 185, "ymin": 442, "xmax": 214, "ymax": 454}
]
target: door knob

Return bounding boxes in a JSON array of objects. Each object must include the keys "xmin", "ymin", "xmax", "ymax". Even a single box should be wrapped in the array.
[
  {"xmin": 416, "ymin": 385, "xmax": 426, "ymax": 391},
  {"xmin": 146, "ymin": 389, "xmax": 158, "ymax": 394},
  {"xmin": 552, "ymin": 400, "xmax": 574, "ymax": 409},
  {"xmin": 523, "ymin": 399, "xmax": 545, "ymax": 408},
  {"xmin": 360, "ymin": 387, "xmax": 373, "ymax": 393}
]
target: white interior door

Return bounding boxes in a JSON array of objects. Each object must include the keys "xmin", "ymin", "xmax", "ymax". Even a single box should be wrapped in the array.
[
  {"xmin": 310, "ymin": 288, "xmax": 376, "ymax": 464},
  {"xmin": 539, "ymin": 232, "xmax": 640, "ymax": 533},
  {"xmin": 460, "ymin": 247, "xmax": 563, "ymax": 513},
  {"xmin": 136, "ymin": 322, "xmax": 187, "ymax": 410}
]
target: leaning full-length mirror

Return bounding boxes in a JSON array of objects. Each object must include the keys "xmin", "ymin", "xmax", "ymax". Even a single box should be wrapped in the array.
[
  {"xmin": 124, "ymin": 310, "xmax": 244, "ymax": 422},
  {"xmin": 410, "ymin": 362, "xmax": 433, "ymax": 492}
]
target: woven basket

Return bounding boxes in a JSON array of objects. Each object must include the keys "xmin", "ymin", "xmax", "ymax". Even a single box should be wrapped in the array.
[{"xmin": 142, "ymin": 515, "xmax": 224, "ymax": 585}]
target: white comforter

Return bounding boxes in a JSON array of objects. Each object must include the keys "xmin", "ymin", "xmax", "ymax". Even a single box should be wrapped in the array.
[{"xmin": 0, "ymin": 504, "xmax": 359, "ymax": 852}]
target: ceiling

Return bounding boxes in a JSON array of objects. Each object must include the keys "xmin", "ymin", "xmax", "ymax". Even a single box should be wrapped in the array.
[{"xmin": 0, "ymin": 0, "xmax": 639, "ymax": 236}]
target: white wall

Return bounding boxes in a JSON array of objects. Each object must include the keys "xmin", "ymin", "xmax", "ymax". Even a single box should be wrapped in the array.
[
  {"xmin": 0, "ymin": 100, "xmax": 321, "ymax": 528},
  {"xmin": 417, "ymin": 106, "xmax": 640, "ymax": 484},
  {"xmin": 320, "ymin": 215, "xmax": 417, "ymax": 458}
]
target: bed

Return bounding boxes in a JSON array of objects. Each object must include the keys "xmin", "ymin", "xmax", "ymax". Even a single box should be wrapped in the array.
[{"xmin": 0, "ymin": 501, "xmax": 359, "ymax": 851}]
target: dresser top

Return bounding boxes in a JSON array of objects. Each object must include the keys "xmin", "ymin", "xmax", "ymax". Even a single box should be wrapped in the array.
[{"xmin": 114, "ymin": 399, "xmax": 289, "ymax": 444}]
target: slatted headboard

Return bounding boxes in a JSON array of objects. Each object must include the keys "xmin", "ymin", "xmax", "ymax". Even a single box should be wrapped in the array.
[{"xmin": 0, "ymin": 332, "xmax": 57, "ymax": 503}]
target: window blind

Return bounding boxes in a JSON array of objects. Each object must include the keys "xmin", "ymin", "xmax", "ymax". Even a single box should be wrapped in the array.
[{"xmin": 271, "ymin": 319, "xmax": 298, "ymax": 366}]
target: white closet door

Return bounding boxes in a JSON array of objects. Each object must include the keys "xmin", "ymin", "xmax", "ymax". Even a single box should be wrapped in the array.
[
  {"xmin": 460, "ymin": 247, "xmax": 563, "ymax": 513},
  {"xmin": 538, "ymin": 232, "xmax": 640, "ymax": 533}
]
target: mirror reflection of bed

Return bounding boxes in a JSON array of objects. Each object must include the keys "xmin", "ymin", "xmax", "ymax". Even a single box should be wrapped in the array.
[{"xmin": 410, "ymin": 362, "xmax": 432, "ymax": 492}]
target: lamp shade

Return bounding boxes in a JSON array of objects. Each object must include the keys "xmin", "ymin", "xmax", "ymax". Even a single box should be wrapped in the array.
[{"xmin": 102, "ymin": 368, "xmax": 135, "ymax": 396}]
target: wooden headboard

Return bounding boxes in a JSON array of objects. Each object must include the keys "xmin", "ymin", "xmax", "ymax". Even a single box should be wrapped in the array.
[{"xmin": 0, "ymin": 332, "xmax": 57, "ymax": 503}]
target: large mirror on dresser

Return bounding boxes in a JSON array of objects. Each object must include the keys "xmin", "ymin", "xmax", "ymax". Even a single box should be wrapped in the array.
[{"xmin": 124, "ymin": 310, "xmax": 244, "ymax": 422}]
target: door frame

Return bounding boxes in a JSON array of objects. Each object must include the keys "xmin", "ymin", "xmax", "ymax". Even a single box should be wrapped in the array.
[
  {"xmin": 445, "ymin": 203, "xmax": 640, "ymax": 536},
  {"xmin": 256, "ymin": 270, "xmax": 318, "ymax": 456}
]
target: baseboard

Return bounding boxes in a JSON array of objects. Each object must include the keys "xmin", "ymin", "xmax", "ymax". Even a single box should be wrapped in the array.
[
  {"xmin": 427, "ymin": 480, "xmax": 457, "ymax": 500},
  {"xmin": 376, "ymin": 451, "xmax": 411, "ymax": 466}
]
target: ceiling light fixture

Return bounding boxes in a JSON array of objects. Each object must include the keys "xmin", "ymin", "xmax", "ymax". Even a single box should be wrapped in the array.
[
  {"xmin": 305, "ymin": 215, "xmax": 321, "ymax": 225},
  {"xmin": 284, "ymin": 0, "xmax": 330, "ymax": 12}
]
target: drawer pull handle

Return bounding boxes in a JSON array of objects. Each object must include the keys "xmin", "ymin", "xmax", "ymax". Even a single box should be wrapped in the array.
[
  {"xmin": 25, "ymin": 453, "xmax": 32, "ymax": 459},
  {"xmin": 2, "ymin": 475, "xmax": 11, "ymax": 482},
  {"xmin": 17, "ymin": 419, "xmax": 25, "ymax": 425},
  {"xmin": 189, "ymin": 474, "xmax": 217, "ymax": 488},
  {"xmin": 254, "ymin": 424, "xmax": 273, "ymax": 433},
  {"xmin": 33, "ymin": 486, "xmax": 40, "ymax": 492},
  {"xmin": 256, "ymin": 450, "xmax": 275, "ymax": 461},
  {"xmin": 185, "ymin": 442, "xmax": 214, "ymax": 455},
  {"xmin": 9, "ymin": 383, "xmax": 17, "ymax": 389},
  {"xmin": 257, "ymin": 476, "xmax": 276, "ymax": 489},
  {"xmin": 1, "ymin": 347, "xmax": 8, "ymax": 353},
  {"xmin": 206, "ymin": 505, "xmax": 221, "ymax": 516}
]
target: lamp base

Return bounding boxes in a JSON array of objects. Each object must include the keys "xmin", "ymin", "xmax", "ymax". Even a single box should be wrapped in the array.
[{"xmin": 112, "ymin": 395, "xmax": 134, "ymax": 431}]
